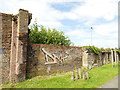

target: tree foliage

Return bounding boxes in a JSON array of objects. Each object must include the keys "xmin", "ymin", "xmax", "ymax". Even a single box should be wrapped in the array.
[{"xmin": 29, "ymin": 20, "xmax": 72, "ymax": 46}]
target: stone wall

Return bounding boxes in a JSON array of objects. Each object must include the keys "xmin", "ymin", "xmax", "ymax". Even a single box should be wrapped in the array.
[
  {"xmin": 26, "ymin": 44, "xmax": 82, "ymax": 78},
  {"xmin": 87, "ymin": 52, "xmax": 110, "ymax": 69},
  {"xmin": 82, "ymin": 48, "xmax": 111, "ymax": 69}
]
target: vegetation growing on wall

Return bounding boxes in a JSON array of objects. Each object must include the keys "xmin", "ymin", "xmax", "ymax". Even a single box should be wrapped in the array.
[
  {"xmin": 115, "ymin": 48, "xmax": 120, "ymax": 54},
  {"xmin": 83, "ymin": 46, "xmax": 120, "ymax": 55},
  {"xmin": 105, "ymin": 48, "xmax": 120, "ymax": 54},
  {"xmin": 29, "ymin": 20, "xmax": 72, "ymax": 46},
  {"xmin": 105, "ymin": 48, "xmax": 111, "ymax": 51},
  {"xmin": 89, "ymin": 46, "xmax": 101, "ymax": 54},
  {"xmin": 82, "ymin": 46, "xmax": 101, "ymax": 54},
  {"xmin": 100, "ymin": 48, "xmax": 105, "ymax": 51}
]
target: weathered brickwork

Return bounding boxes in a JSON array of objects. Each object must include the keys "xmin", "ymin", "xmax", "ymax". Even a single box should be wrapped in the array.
[
  {"xmin": 0, "ymin": 9, "xmax": 32, "ymax": 83},
  {"xmin": 10, "ymin": 9, "xmax": 32, "ymax": 82},
  {"xmin": 0, "ymin": 13, "xmax": 2, "ymax": 85},
  {"xmin": 0, "ymin": 13, "xmax": 12, "ymax": 83},
  {"xmin": 9, "ymin": 15, "xmax": 17, "ymax": 82},
  {"xmin": 27, "ymin": 44, "xmax": 82, "ymax": 78}
]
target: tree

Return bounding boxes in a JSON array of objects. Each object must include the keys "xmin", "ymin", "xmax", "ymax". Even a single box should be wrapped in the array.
[{"xmin": 29, "ymin": 20, "xmax": 72, "ymax": 46}]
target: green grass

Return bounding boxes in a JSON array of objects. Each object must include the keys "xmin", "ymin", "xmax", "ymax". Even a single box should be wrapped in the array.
[{"xmin": 2, "ymin": 63, "xmax": 119, "ymax": 88}]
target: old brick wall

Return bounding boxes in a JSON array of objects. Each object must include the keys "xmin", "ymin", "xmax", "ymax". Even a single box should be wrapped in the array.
[
  {"xmin": 0, "ymin": 13, "xmax": 2, "ymax": 85},
  {"xmin": 0, "ymin": 13, "xmax": 12, "ymax": 83},
  {"xmin": 9, "ymin": 15, "xmax": 17, "ymax": 82},
  {"xmin": 15, "ymin": 9, "xmax": 29, "ymax": 82},
  {"xmin": 27, "ymin": 44, "xmax": 82, "ymax": 78},
  {"xmin": 0, "ymin": 9, "xmax": 32, "ymax": 83},
  {"xmin": 9, "ymin": 9, "xmax": 32, "ymax": 82}
]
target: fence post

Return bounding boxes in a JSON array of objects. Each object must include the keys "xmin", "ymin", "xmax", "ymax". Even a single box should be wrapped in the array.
[
  {"xmin": 71, "ymin": 71, "xmax": 74, "ymax": 81},
  {"xmin": 111, "ymin": 50, "xmax": 114, "ymax": 67},
  {"xmin": 79, "ymin": 68, "xmax": 81, "ymax": 79},
  {"xmin": 114, "ymin": 50, "xmax": 117, "ymax": 67},
  {"xmin": 83, "ymin": 70, "xmax": 85, "ymax": 80},
  {"xmin": 85, "ymin": 71, "xmax": 89, "ymax": 80},
  {"xmin": 75, "ymin": 70, "xmax": 78, "ymax": 80}
]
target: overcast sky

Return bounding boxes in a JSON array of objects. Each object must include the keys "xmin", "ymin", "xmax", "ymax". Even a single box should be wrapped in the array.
[{"xmin": 0, "ymin": 0, "xmax": 119, "ymax": 48}]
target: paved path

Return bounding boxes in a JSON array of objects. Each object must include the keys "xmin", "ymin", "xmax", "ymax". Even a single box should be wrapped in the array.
[{"xmin": 99, "ymin": 74, "xmax": 119, "ymax": 88}]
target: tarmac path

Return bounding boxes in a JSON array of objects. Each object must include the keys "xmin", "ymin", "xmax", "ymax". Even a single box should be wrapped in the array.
[{"xmin": 98, "ymin": 74, "xmax": 119, "ymax": 88}]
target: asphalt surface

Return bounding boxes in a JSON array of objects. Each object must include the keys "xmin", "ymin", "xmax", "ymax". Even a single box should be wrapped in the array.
[{"xmin": 98, "ymin": 74, "xmax": 119, "ymax": 88}]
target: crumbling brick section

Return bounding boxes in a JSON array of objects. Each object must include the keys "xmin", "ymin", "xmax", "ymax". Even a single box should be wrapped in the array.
[
  {"xmin": 10, "ymin": 9, "xmax": 32, "ymax": 82},
  {"xmin": 17, "ymin": 9, "xmax": 32, "ymax": 82},
  {"xmin": 0, "ymin": 9, "xmax": 32, "ymax": 83},
  {"xmin": 9, "ymin": 15, "xmax": 18, "ymax": 82}
]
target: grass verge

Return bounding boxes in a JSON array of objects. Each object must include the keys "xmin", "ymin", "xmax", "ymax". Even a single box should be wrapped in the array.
[{"xmin": 2, "ymin": 63, "xmax": 118, "ymax": 88}]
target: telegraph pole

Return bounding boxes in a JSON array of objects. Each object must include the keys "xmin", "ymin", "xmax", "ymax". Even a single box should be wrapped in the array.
[{"xmin": 91, "ymin": 27, "xmax": 93, "ymax": 46}]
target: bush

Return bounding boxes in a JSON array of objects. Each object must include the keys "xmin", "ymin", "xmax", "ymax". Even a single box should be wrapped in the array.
[{"xmin": 29, "ymin": 20, "xmax": 72, "ymax": 46}]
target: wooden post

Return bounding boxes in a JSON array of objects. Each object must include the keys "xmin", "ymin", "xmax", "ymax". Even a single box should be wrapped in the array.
[
  {"xmin": 118, "ymin": 55, "xmax": 119, "ymax": 63},
  {"xmin": 117, "ymin": 55, "xmax": 119, "ymax": 63},
  {"xmin": 85, "ymin": 71, "xmax": 89, "ymax": 80},
  {"xmin": 71, "ymin": 71, "xmax": 74, "ymax": 81},
  {"xmin": 82, "ymin": 71, "xmax": 85, "ymax": 80},
  {"xmin": 75, "ymin": 70, "xmax": 78, "ymax": 80},
  {"xmin": 79, "ymin": 68, "xmax": 81, "ymax": 79},
  {"xmin": 47, "ymin": 66, "xmax": 51, "ymax": 74},
  {"xmin": 111, "ymin": 50, "xmax": 114, "ymax": 67},
  {"xmin": 114, "ymin": 50, "xmax": 116, "ymax": 67}
]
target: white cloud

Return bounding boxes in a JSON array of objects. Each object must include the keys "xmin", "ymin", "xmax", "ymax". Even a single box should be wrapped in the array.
[
  {"xmin": 81, "ymin": 38, "xmax": 118, "ymax": 48},
  {"xmin": 0, "ymin": 0, "xmax": 64, "ymax": 28},
  {"xmin": 0, "ymin": 0, "xmax": 118, "ymax": 48},
  {"xmin": 66, "ymin": 29, "xmax": 90, "ymax": 39},
  {"xmin": 65, "ymin": 0, "xmax": 118, "ymax": 21},
  {"xmin": 66, "ymin": 21, "xmax": 118, "ymax": 48},
  {"xmin": 0, "ymin": 0, "xmax": 118, "ymax": 26},
  {"xmin": 93, "ymin": 22, "xmax": 118, "ymax": 36}
]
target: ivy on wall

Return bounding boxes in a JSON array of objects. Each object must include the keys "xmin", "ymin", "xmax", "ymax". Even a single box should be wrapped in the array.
[{"xmin": 83, "ymin": 46, "xmax": 120, "ymax": 55}]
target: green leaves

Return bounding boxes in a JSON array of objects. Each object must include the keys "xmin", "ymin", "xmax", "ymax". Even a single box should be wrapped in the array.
[
  {"xmin": 115, "ymin": 48, "xmax": 120, "ymax": 54},
  {"xmin": 89, "ymin": 46, "xmax": 101, "ymax": 54},
  {"xmin": 29, "ymin": 20, "xmax": 72, "ymax": 46}
]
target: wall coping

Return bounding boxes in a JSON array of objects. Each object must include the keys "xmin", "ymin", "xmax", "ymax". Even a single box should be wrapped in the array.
[{"xmin": 31, "ymin": 43, "xmax": 82, "ymax": 49}]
